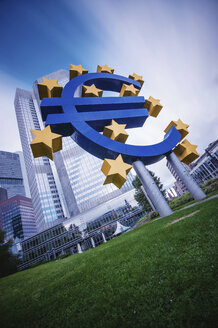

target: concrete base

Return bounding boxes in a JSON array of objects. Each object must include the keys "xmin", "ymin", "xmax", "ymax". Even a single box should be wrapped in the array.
[
  {"xmin": 133, "ymin": 160, "xmax": 173, "ymax": 217},
  {"xmin": 167, "ymin": 152, "xmax": 206, "ymax": 201}
]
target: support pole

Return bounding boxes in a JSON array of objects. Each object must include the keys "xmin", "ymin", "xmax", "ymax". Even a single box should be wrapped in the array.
[
  {"xmin": 133, "ymin": 160, "xmax": 173, "ymax": 217},
  {"xmin": 166, "ymin": 152, "xmax": 206, "ymax": 201}
]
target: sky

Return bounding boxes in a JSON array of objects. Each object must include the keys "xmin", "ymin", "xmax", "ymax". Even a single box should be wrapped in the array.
[{"xmin": 0, "ymin": 0, "xmax": 217, "ymax": 188}]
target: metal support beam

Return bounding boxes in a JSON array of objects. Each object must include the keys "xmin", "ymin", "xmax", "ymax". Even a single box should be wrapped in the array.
[
  {"xmin": 167, "ymin": 152, "xmax": 206, "ymax": 201},
  {"xmin": 133, "ymin": 160, "xmax": 173, "ymax": 217}
]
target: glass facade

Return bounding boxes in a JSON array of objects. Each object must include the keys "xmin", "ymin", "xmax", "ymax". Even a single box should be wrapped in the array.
[
  {"xmin": 166, "ymin": 139, "xmax": 218, "ymax": 196},
  {"xmin": 191, "ymin": 160, "xmax": 217, "ymax": 183},
  {"xmin": 0, "ymin": 151, "xmax": 26, "ymax": 198},
  {"xmin": 0, "ymin": 195, "xmax": 37, "ymax": 242},
  {"xmin": 14, "ymin": 68, "xmax": 136, "ymax": 233},
  {"xmin": 17, "ymin": 204, "xmax": 145, "ymax": 271},
  {"xmin": 59, "ymin": 137, "xmax": 134, "ymax": 213},
  {"xmin": 14, "ymin": 89, "xmax": 65, "ymax": 232},
  {"xmin": 190, "ymin": 141, "xmax": 218, "ymax": 184},
  {"xmin": 33, "ymin": 69, "xmax": 135, "ymax": 216}
]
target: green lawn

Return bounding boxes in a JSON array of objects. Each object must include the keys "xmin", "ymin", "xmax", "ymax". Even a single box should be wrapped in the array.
[{"xmin": 0, "ymin": 198, "xmax": 217, "ymax": 328}]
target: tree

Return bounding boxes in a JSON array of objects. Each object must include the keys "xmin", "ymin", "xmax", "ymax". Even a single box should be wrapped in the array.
[
  {"xmin": 132, "ymin": 171, "xmax": 166, "ymax": 212},
  {"xmin": 0, "ymin": 230, "xmax": 20, "ymax": 278}
]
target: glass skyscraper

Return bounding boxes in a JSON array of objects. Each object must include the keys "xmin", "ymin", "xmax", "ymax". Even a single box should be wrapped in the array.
[
  {"xmin": 0, "ymin": 151, "xmax": 26, "ymax": 198},
  {"xmin": 14, "ymin": 89, "xmax": 65, "ymax": 232},
  {"xmin": 56, "ymin": 136, "xmax": 134, "ymax": 213},
  {"xmin": 14, "ymin": 68, "xmax": 135, "ymax": 231},
  {"xmin": 33, "ymin": 69, "xmax": 135, "ymax": 216},
  {"xmin": 0, "ymin": 195, "xmax": 37, "ymax": 242}
]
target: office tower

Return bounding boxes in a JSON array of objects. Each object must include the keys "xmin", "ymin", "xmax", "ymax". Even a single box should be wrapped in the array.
[
  {"xmin": 14, "ymin": 89, "xmax": 65, "ymax": 232},
  {"xmin": 0, "ymin": 188, "xmax": 8, "ymax": 203},
  {"xmin": 0, "ymin": 195, "xmax": 37, "ymax": 242},
  {"xmin": 54, "ymin": 137, "xmax": 135, "ymax": 214},
  {"xmin": 33, "ymin": 69, "xmax": 135, "ymax": 216},
  {"xmin": 16, "ymin": 151, "xmax": 31, "ymax": 198},
  {"xmin": 0, "ymin": 151, "xmax": 26, "ymax": 198}
]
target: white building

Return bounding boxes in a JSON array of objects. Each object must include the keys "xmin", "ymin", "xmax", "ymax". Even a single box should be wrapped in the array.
[
  {"xmin": 166, "ymin": 139, "xmax": 218, "ymax": 197},
  {"xmin": 14, "ymin": 88, "xmax": 65, "ymax": 232},
  {"xmin": 189, "ymin": 140, "xmax": 218, "ymax": 184}
]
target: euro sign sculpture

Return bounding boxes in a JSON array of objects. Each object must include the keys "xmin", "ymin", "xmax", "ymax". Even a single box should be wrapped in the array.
[
  {"xmin": 30, "ymin": 65, "xmax": 205, "ymax": 217},
  {"xmin": 39, "ymin": 72, "xmax": 181, "ymax": 165}
]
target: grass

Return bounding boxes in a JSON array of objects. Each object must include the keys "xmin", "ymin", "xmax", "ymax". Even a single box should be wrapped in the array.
[{"xmin": 0, "ymin": 198, "xmax": 218, "ymax": 328}]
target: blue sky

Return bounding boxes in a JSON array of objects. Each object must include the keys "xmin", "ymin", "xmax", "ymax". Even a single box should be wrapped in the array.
[{"xmin": 0, "ymin": 0, "xmax": 217, "ymax": 186}]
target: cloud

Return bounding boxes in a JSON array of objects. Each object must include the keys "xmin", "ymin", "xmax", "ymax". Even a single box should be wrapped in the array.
[
  {"xmin": 1, "ymin": 0, "xmax": 217, "ymax": 188},
  {"xmin": 71, "ymin": 0, "xmax": 218, "ymax": 186}
]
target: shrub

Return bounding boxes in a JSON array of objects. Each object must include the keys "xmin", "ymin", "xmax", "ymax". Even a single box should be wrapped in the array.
[
  {"xmin": 0, "ymin": 230, "xmax": 20, "ymax": 278},
  {"xmin": 169, "ymin": 192, "xmax": 194, "ymax": 210},
  {"xmin": 201, "ymin": 177, "xmax": 218, "ymax": 194},
  {"xmin": 168, "ymin": 177, "xmax": 218, "ymax": 210},
  {"xmin": 148, "ymin": 211, "xmax": 159, "ymax": 220}
]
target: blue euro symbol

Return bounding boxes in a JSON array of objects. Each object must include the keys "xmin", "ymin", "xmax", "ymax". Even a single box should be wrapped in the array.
[{"xmin": 40, "ymin": 73, "xmax": 181, "ymax": 165}]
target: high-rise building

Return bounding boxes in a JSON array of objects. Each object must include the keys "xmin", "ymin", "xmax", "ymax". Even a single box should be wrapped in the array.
[
  {"xmin": 16, "ymin": 151, "xmax": 31, "ymax": 198},
  {"xmin": 0, "ymin": 151, "xmax": 26, "ymax": 198},
  {"xmin": 0, "ymin": 195, "xmax": 37, "ymax": 242},
  {"xmin": 166, "ymin": 159, "xmax": 191, "ymax": 196},
  {"xmin": 189, "ymin": 139, "xmax": 218, "ymax": 184},
  {"xmin": 33, "ymin": 69, "xmax": 135, "ymax": 216},
  {"xmin": 14, "ymin": 89, "xmax": 65, "ymax": 232},
  {"xmin": 0, "ymin": 188, "xmax": 8, "ymax": 203},
  {"xmin": 14, "ymin": 69, "xmax": 135, "ymax": 231}
]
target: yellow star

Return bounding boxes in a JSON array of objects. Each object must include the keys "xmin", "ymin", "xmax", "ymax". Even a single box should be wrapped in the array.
[
  {"xmin": 37, "ymin": 77, "xmax": 63, "ymax": 100},
  {"xmin": 69, "ymin": 64, "xmax": 88, "ymax": 80},
  {"xmin": 128, "ymin": 73, "xmax": 144, "ymax": 87},
  {"xmin": 120, "ymin": 84, "xmax": 140, "ymax": 97},
  {"xmin": 144, "ymin": 96, "xmax": 163, "ymax": 117},
  {"xmin": 103, "ymin": 120, "xmax": 129, "ymax": 143},
  {"xmin": 97, "ymin": 64, "xmax": 114, "ymax": 74},
  {"xmin": 101, "ymin": 154, "xmax": 132, "ymax": 189},
  {"xmin": 82, "ymin": 84, "xmax": 103, "ymax": 97},
  {"xmin": 173, "ymin": 139, "xmax": 199, "ymax": 165},
  {"xmin": 30, "ymin": 125, "xmax": 62, "ymax": 161},
  {"xmin": 164, "ymin": 118, "xmax": 189, "ymax": 141}
]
